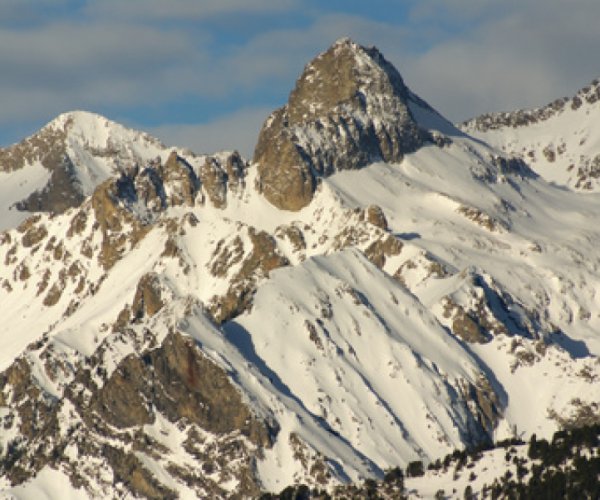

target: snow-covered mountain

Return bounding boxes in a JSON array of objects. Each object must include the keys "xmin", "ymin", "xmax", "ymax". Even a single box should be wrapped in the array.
[
  {"xmin": 462, "ymin": 78, "xmax": 600, "ymax": 191},
  {"xmin": 0, "ymin": 111, "xmax": 202, "ymax": 230},
  {"xmin": 1, "ymin": 39, "xmax": 599, "ymax": 498}
]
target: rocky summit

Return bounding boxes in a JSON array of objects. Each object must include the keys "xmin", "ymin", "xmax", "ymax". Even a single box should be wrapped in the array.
[
  {"xmin": 1, "ymin": 39, "xmax": 600, "ymax": 499},
  {"xmin": 254, "ymin": 38, "xmax": 431, "ymax": 210}
]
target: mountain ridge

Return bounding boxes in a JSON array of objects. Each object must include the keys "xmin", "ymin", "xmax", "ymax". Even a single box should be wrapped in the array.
[
  {"xmin": 1, "ymin": 39, "xmax": 599, "ymax": 499},
  {"xmin": 462, "ymin": 76, "xmax": 600, "ymax": 191}
]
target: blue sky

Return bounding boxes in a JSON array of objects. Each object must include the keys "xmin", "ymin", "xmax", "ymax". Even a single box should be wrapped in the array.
[{"xmin": 2, "ymin": 0, "xmax": 600, "ymax": 156}]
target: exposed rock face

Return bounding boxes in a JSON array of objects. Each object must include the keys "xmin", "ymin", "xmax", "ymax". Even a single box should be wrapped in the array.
[
  {"xmin": 198, "ymin": 151, "xmax": 248, "ymax": 208},
  {"xmin": 0, "ymin": 120, "xmax": 68, "ymax": 174},
  {"xmin": 0, "ymin": 122, "xmax": 85, "ymax": 214},
  {"xmin": 131, "ymin": 273, "xmax": 165, "ymax": 321},
  {"xmin": 161, "ymin": 152, "xmax": 200, "ymax": 207},
  {"xmin": 208, "ymin": 227, "xmax": 289, "ymax": 323},
  {"xmin": 91, "ymin": 178, "xmax": 150, "ymax": 270},
  {"xmin": 0, "ymin": 328, "xmax": 270, "ymax": 498},
  {"xmin": 14, "ymin": 154, "xmax": 85, "ymax": 213},
  {"xmin": 254, "ymin": 38, "xmax": 431, "ymax": 210},
  {"xmin": 92, "ymin": 331, "xmax": 269, "ymax": 440}
]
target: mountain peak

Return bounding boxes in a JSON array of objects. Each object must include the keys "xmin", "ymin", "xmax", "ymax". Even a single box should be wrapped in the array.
[
  {"xmin": 0, "ymin": 110, "xmax": 169, "ymax": 217},
  {"xmin": 44, "ymin": 110, "xmax": 164, "ymax": 150},
  {"xmin": 285, "ymin": 38, "xmax": 410, "ymax": 126},
  {"xmin": 254, "ymin": 40, "xmax": 429, "ymax": 211}
]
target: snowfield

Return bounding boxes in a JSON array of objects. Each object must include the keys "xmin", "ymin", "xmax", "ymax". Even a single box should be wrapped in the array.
[{"xmin": 1, "ymin": 40, "xmax": 599, "ymax": 499}]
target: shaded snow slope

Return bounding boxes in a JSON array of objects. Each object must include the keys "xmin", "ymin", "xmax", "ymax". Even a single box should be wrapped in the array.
[{"xmin": 0, "ymin": 163, "xmax": 51, "ymax": 230}]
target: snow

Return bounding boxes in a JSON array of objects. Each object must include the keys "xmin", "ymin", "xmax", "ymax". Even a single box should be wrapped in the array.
[
  {"xmin": 1, "ymin": 89, "xmax": 600, "ymax": 497},
  {"xmin": 1, "ymin": 466, "xmax": 89, "ymax": 500},
  {"xmin": 463, "ymin": 95, "xmax": 600, "ymax": 190},
  {"xmin": 225, "ymin": 249, "xmax": 483, "ymax": 472},
  {"xmin": 0, "ymin": 162, "xmax": 50, "ymax": 231}
]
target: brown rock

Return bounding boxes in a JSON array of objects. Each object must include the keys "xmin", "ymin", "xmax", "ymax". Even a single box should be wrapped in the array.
[
  {"xmin": 91, "ymin": 179, "xmax": 150, "ymax": 270},
  {"xmin": 254, "ymin": 39, "xmax": 428, "ymax": 211},
  {"xmin": 254, "ymin": 109, "xmax": 316, "ymax": 211},
  {"xmin": 362, "ymin": 204, "xmax": 389, "ymax": 231},
  {"xmin": 92, "ymin": 331, "xmax": 270, "ymax": 443},
  {"xmin": 208, "ymin": 227, "xmax": 289, "ymax": 323},
  {"xmin": 131, "ymin": 273, "xmax": 164, "ymax": 320},
  {"xmin": 198, "ymin": 156, "xmax": 228, "ymax": 208},
  {"xmin": 14, "ymin": 155, "xmax": 85, "ymax": 214},
  {"xmin": 161, "ymin": 151, "xmax": 199, "ymax": 207}
]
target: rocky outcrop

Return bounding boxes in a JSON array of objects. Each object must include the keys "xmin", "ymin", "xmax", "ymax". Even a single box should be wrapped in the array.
[
  {"xmin": 0, "ymin": 111, "xmax": 168, "ymax": 216},
  {"xmin": 0, "ymin": 120, "xmax": 67, "ymax": 174},
  {"xmin": 254, "ymin": 38, "xmax": 431, "ymax": 211},
  {"xmin": 0, "ymin": 328, "xmax": 271, "ymax": 498},
  {"xmin": 91, "ymin": 179, "xmax": 150, "ymax": 270},
  {"xmin": 208, "ymin": 227, "xmax": 289, "ymax": 323},
  {"xmin": 92, "ymin": 331, "xmax": 269, "ymax": 441},
  {"xmin": 131, "ymin": 273, "xmax": 165, "ymax": 321},
  {"xmin": 161, "ymin": 152, "xmax": 200, "ymax": 207},
  {"xmin": 0, "ymin": 123, "xmax": 86, "ymax": 214},
  {"xmin": 198, "ymin": 151, "xmax": 247, "ymax": 208}
]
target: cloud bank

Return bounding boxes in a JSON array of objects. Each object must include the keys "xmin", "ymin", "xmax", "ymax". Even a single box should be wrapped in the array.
[{"xmin": 2, "ymin": 0, "xmax": 599, "ymax": 153}]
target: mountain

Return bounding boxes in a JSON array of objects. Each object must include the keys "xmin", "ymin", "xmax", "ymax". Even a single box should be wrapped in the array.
[
  {"xmin": 1, "ymin": 39, "xmax": 599, "ymax": 499},
  {"xmin": 462, "ymin": 78, "xmax": 600, "ymax": 191},
  {"xmin": 0, "ymin": 111, "xmax": 198, "ymax": 230},
  {"xmin": 254, "ymin": 38, "xmax": 452, "ymax": 211}
]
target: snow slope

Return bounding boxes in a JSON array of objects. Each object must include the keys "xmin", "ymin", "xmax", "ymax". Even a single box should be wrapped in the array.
[
  {"xmin": 0, "ymin": 163, "xmax": 50, "ymax": 230},
  {"xmin": 1, "ymin": 40, "xmax": 600, "ymax": 498},
  {"xmin": 462, "ymin": 79, "xmax": 600, "ymax": 191}
]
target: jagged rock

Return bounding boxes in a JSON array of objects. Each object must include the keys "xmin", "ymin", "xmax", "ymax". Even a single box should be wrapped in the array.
[
  {"xmin": 254, "ymin": 38, "xmax": 430, "ymax": 210},
  {"xmin": 91, "ymin": 179, "xmax": 150, "ymax": 270},
  {"xmin": 133, "ymin": 165, "xmax": 166, "ymax": 214},
  {"xmin": 363, "ymin": 234, "xmax": 403, "ymax": 269},
  {"xmin": 0, "ymin": 112, "xmax": 168, "ymax": 216},
  {"xmin": 102, "ymin": 445, "xmax": 177, "ymax": 499},
  {"xmin": 208, "ymin": 227, "xmax": 289, "ymax": 323},
  {"xmin": 131, "ymin": 273, "xmax": 164, "ymax": 321},
  {"xmin": 88, "ymin": 330, "xmax": 271, "ymax": 440},
  {"xmin": 275, "ymin": 224, "xmax": 307, "ymax": 253},
  {"xmin": 161, "ymin": 151, "xmax": 199, "ymax": 207},
  {"xmin": 0, "ymin": 326, "xmax": 271, "ymax": 497},
  {"xmin": 199, "ymin": 156, "xmax": 228, "ymax": 208},
  {"xmin": 0, "ymin": 121, "xmax": 67, "ymax": 174},
  {"xmin": 223, "ymin": 150, "xmax": 247, "ymax": 192},
  {"xmin": 197, "ymin": 152, "xmax": 247, "ymax": 209},
  {"xmin": 443, "ymin": 298, "xmax": 488, "ymax": 343},
  {"xmin": 361, "ymin": 204, "xmax": 389, "ymax": 231},
  {"xmin": 463, "ymin": 79, "xmax": 600, "ymax": 133},
  {"xmin": 18, "ymin": 215, "xmax": 48, "ymax": 248}
]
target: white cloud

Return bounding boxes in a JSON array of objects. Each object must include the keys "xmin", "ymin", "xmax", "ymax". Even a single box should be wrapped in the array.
[
  {"xmin": 147, "ymin": 106, "xmax": 274, "ymax": 157},
  {"xmin": 397, "ymin": 0, "xmax": 600, "ymax": 120},
  {"xmin": 2, "ymin": 0, "xmax": 599, "ymax": 149},
  {"xmin": 85, "ymin": 0, "xmax": 298, "ymax": 21},
  {"xmin": 0, "ymin": 20, "xmax": 211, "ymax": 123}
]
